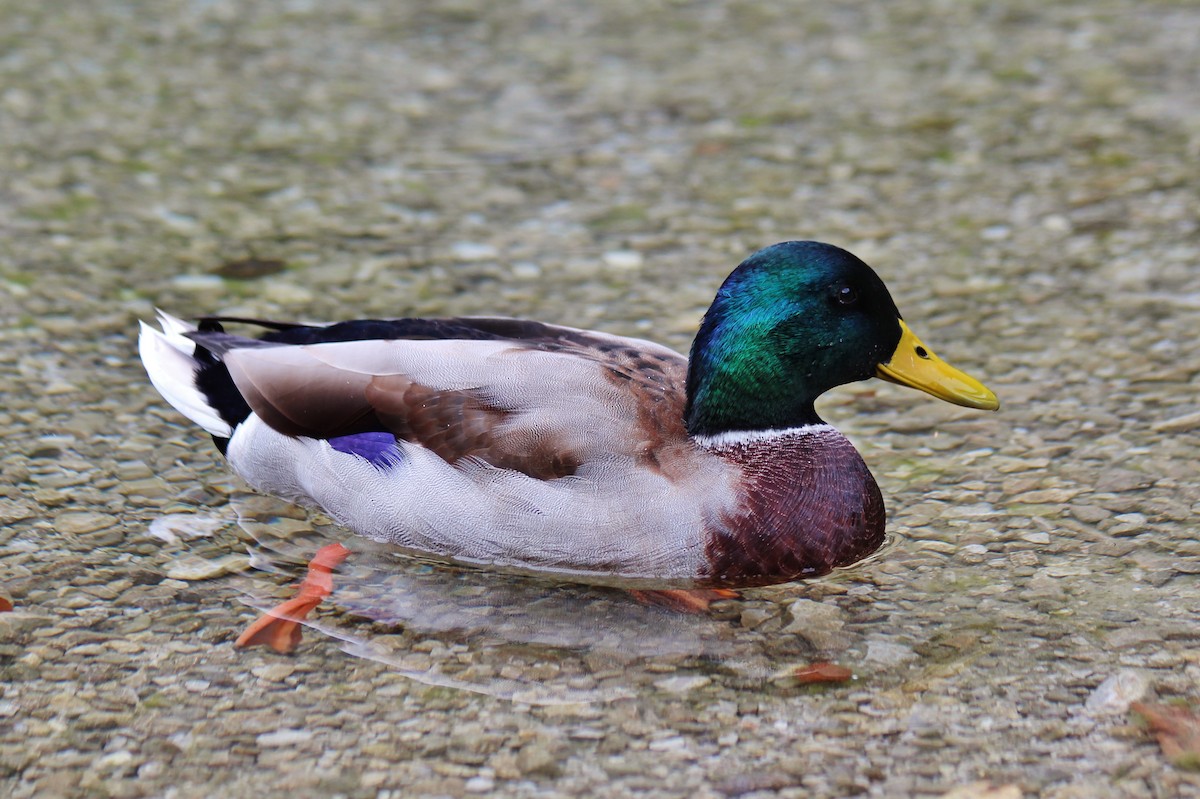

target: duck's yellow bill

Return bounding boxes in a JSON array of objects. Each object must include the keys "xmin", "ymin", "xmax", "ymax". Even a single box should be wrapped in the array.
[{"xmin": 875, "ymin": 320, "xmax": 999, "ymax": 411}]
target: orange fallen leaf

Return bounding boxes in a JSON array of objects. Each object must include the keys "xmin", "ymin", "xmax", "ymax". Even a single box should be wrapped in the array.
[
  {"xmin": 0, "ymin": 595, "xmax": 12, "ymax": 612},
  {"xmin": 1131, "ymin": 701, "xmax": 1200, "ymax": 770},
  {"xmin": 792, "ymin": 661, "xmax": 853, "ymax": 684},
  {"xmin": 629, "ymin": 588, "xmax": 739, "ymax": 614}
]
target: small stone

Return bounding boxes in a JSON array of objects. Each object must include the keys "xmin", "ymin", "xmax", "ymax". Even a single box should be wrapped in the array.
[
  {"xmin": 510, "ymin": 261, "xmax": 541, "ymax": 279},
  {"xmin": 716, "ymin": 771, "xmax": 799, "ymax": 796},
  {"xmin": 54, "ymin": 511, "xmax": 116, "ymax": 535},
  {"xmin": 648, "ymin": 736, "xmax": 687, "ymax": 752},
  {"xmin": 156, "ymin": 208, "xmax": 200, "ymax": 233},
  {"xmin": 239, "ymin": 517, "xmax": 314, "ymax": 539},
  {"xmin": 0, "ymin": 612, "xmax": 50, "ymax": 639},
  {"xmin": 1103, "ymin": 627, "xmax": 1163, "ymax": 649},
  {"xmin": 1042, "ymin": 214, "xmax": 1071, "ymax": 232},
  {"xmin": 148, "ymin": 514, "xmax": 224, "ymax": 544},
  {"xmin": 1095, "ymin": 469, "xmax": 1152, "ymax": 493},
  {"xmin": 252, "ymin": 663, "xmax": 296, "ymax": 682},
  {"xmin": 958, "ymin": 543, "xmax": 989, "ymax": 563},
  {"xmin": 464, "ymin": 776, "xmax": 495, "ymax": 793},
  {"xmin": 164, "ymin": 553, "xmax": 250, "ymax": 580},
  {"xmin": 93, "ymin": 751, "xmax": 134, "ymax": 770},
  {"xmin": 1112, "ymin": 512, "xmax": 1146, "ymax": 528},
  {"xmin": 0, "ymin": 499, "xmax": 36, "ymax": 524},
  {"xmin": 137, "ymin": 762, "xmax": 164, "ymax": 780},
  {"xmin": 1018, "ymin": 532, "xmax": 1051, "ymax": 545},
  {"xmin": 951, "ymin": 502, "xmax": 996, "ymax": 518},
  {"xmin": 739, "ymin": 605, "xmax": 778, "ymax": 629},
  {"xmin": 655, "ymin": 675, "xmax": 711, "ymax": 694},
  {"xmin": 170, "ymin": 274, "xmax": 225, "ymax": 291},
  {"xmin": 864, "ymin": 639, "xmax": 918, "ymax": 667},
  {"xmin": 1068, "ymin": 504, "xmax": 1110, "ymax": 523},
  {"xmin": 1091, "ymin": 539, "xmax": 1137, "ymax": 558},
  {"xmin": 257, "ymin": 728, "xmax": 314, "ymax": 747},
  {"xmin": 602, "ymin": 250, "xmax": 644, "ymax": 270},
  {"xmin": 1044, "ymin": 564, "xmax": 1089, "ymax": 578},
  {"xmin": 119, "ymin": 478, "xmax": 169, "ymax": 500},
  {"xmin": 1008, "ymin": 551, "xmax": 1039, "ymax": 567},
  {"xmin": 32, "ymin": 488, "xmax": 68, "ymax": 507},
  {"xmin": 360, "ymin": 771, "xmax": 389, "ymax": 789},
  {"xmin": 939, "ymin": 783, "xmax": 1022, "ymax": 799},
  {"xmin": 516, "ymin": 743, "xmax": 561, "ymax": 777},
  {"xmin": 995, "ymin": 457, "xmax": 1050, "ymax": 474},
  {"xmin": 262, "ymin": 281, "xmax": 314, "ymax": 305},
  {"xmin": 783, "ymin": 599, "xmax": 847, "ymax": 650},
  {"xmin": 451, "ymin": 242, "xmax": 498, "ymax": 261},
  {"xmin": 1010, "ymin": 488, "xmax": 1082, "ymax": 504},
  {"xmin": 1085, "ymin": 669, "xmax": 1151, "ymax": 716},
  {"xmin": 917, "ymin": 540, "xmax": 957, "ymax": 554},
  {"xmin": 1151, "ymin": 410, "xmax": 1200, "ymax": 433},
  {"xmin": 1108, "ymin": 512, "xmax": 1148, "ymax": 537}
]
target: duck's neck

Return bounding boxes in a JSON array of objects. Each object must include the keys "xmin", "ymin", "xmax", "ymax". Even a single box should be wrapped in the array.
[
  {"xmin": 683, "ymin": 344, "xmax": 825, "ymax": 437},
  {"xmin": 695, "ymin": 425, "xmax": 886, "ymax": 587},
  {"xmin": 683, "ymin": 293, "xmax": 834, "ymax": 437}
]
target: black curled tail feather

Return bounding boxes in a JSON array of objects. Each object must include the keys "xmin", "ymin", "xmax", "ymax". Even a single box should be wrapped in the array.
[{"xmin": 190, "ymin": 320, "xmax": 254, "ymax": 447}]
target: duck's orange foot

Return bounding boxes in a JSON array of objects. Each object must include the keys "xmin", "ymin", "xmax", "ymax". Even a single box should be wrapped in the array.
[
  {"xmin": 235, "ymin": 542, "xmax": 350, "ymax": 654},
  {"xmin": 0, "ymin": 595, "xmax": 12, "ymax": 613},
  {"xmin": 629, "ymin": 588, "xmax": 740, "ymax": 614}
]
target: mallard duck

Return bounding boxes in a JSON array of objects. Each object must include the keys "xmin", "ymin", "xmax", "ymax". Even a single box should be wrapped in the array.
[{"xmin": 140, "ymin": 241, "xmax": 997, "ymax": 651}]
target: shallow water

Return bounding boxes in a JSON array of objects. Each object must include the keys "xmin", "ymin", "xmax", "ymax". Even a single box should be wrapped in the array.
[
  {"xmin": 192, "ymin": 492, "xmax": 883, "ymax": 704},
  {"xmin": 3, "ymin": 1, "xmax": 1200, "ymax": 797}
]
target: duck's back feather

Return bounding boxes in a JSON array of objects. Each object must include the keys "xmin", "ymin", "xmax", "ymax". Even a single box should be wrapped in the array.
[{"xmin": 189, "ymin": 317, "xmax": 692, "ymax": 481}]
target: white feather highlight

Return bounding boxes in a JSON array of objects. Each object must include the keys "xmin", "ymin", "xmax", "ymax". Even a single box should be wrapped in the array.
[
  {"xmin": 693, "ymin": 424, "xmax": 837, "ymax": 450},
  {"xmin": 138, "ymin": 319, "xmax": 232, "ymax": 437}
]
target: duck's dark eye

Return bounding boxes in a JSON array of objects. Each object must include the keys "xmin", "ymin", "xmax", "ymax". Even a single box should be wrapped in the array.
[{"xmin": 834, "ymin": 284, "xmax": 858, "ymax": 306}]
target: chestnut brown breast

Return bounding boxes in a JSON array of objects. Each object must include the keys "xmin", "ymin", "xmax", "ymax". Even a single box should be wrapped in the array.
[{"xmin": 698, "ymin": 427, "xmax": 885, "ymax": 588}]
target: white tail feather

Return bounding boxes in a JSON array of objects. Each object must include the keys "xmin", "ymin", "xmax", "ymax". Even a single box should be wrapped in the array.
[
  {"xmin": 154, "ymin": 309, "xmax": 198, "ymax": 346},
  {"xmin": 138, "ymin": 318, "xmax": 232, "ymax": 437}
]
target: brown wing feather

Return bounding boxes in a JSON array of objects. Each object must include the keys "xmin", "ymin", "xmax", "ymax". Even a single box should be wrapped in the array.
[
  {"xmin": 365, "ymin": 375, "xmax": 580, "ymax": 479},
  {"xmin": 221, "ymin": 346, "xmax": 375, "ymax": 437},
  {"xmin": 222, "ymin": 329, "xmax": 692, "ymax": 482}
]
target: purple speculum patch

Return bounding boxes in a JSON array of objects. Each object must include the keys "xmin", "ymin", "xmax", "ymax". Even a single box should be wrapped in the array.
[{"xmin": 328, "ymin": 432, "xmax": 400, "ymax": 467}]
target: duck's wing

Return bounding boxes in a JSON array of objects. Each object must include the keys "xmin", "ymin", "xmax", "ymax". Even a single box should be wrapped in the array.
[{"xmin": 190, "ymin": 317, "xmax": 693, "ymax": 481}]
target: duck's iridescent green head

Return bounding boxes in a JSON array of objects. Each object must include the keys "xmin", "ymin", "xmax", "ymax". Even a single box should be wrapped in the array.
[{"xmin": 685, "ymin": 241, "xmax": 997, "ymax": 437}]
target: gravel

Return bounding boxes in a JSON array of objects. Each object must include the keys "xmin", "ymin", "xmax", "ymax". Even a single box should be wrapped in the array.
[{"xmin": 3, "ymin": 1, "xmax": 1200, "ymax": 797}]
